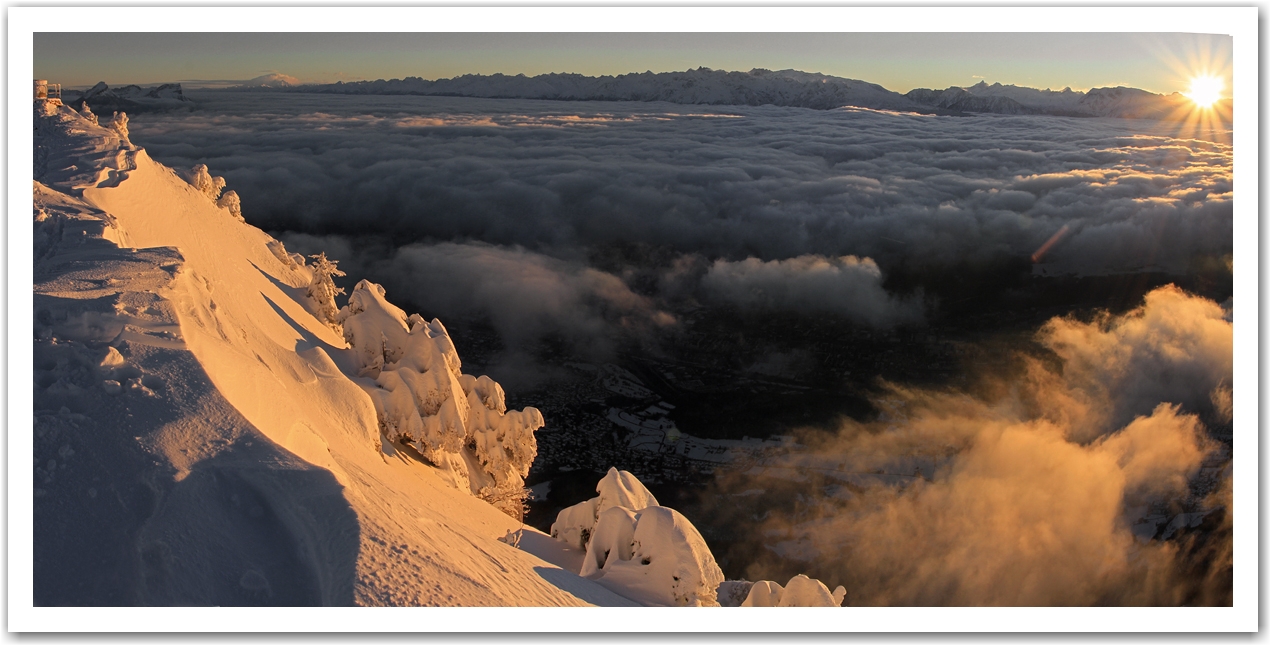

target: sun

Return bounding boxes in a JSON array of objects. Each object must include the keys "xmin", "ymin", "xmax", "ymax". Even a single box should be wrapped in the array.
[{"xmin": 1186, "ymin": 75, "xmax": 1224, "ymax": 108}]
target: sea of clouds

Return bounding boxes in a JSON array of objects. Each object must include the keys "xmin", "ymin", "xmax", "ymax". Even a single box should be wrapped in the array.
[{"xmin": 128, "ymin": 91, "xmax": 1231, "ymax": 364}]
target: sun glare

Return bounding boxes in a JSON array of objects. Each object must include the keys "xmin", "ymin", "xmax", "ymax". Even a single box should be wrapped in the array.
[{"xmin": 1186, "ymin": 75, "xmax": 1223, "ymax": 108}]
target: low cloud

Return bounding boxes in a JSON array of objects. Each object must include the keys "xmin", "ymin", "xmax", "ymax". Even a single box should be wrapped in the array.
[
  {"xmin": 1038, "ymin": 284, "xmax": 1233, "ymax": 438},
  {"xmin": 707, "ymin": 286, "xmax": 1232, "ymax": 605},
  {"xmin": 376, "ymin": 242, "xmax": 674, "ymax": 354},
  {"xmin": 701, "ymin": 254, "xmax": 923, "ymax": 327},
  {"xmin": 278, "ymin": 236, "xmax": 675, "ymax": 384}
]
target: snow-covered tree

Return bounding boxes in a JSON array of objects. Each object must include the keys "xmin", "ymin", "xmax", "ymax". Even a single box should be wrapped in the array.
[
  {"xmin": 183, "ymin": 164, "xmax": 227, "ymax": 201},
  {"xmin": 548, "ymin": 468, "xmax": 847, "ymax": 607},
  {"xmin": 107, "ymin": 111, "xmax": 129, "ymax": 142},
  {"xmin": 335, "ymin": 280, "xmax": 544, "ymax": 518},
  {"xmin": 78, "ymin": 103, "xmax": 98, "ymax": 125},
  {"xmin": 217, "ymin": 190, "xmax": 243, "ymax": 221},
  {"xmin": 306, "ymin": 253, "xmax": 345, "ymax": 328},
  {"xmin": 551, "ymin": 468, "xmax": 723, "ymax": 606},
  {"xmin": 740, "ymin": 574, "xmax": 846, "ymax": 606},
  {"xmin": 551, "ymin": 467, "xmax": 659, "ymax": 550}
]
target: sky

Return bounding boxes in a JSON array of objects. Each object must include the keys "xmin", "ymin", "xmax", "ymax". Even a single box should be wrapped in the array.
[{"xmin": 34, "ymin": 32, "xmax": 1232, "ymax": 95}]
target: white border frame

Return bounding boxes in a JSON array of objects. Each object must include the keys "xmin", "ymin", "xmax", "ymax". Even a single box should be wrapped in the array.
[{"xmin": 8, "ymin": 6, "xmax": 1259, "ymax": 634}]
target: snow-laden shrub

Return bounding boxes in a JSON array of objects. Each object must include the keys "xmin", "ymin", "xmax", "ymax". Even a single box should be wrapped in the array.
[
  {"xmin": 584, "ymin": 505, "xmax": 725, "ymax": 606},
  {"xmin": 462, "ymin": 373, "xmax": 542, "ymax": 506},
  {"xmin": 552, "ymin": 468, "xmax": 722, "ymax": 606},
  {"xmin": 183, "ymin": 164, "xmax": 228, "ymax": 202},
  {"xmin": 337, "ymin": 280, "xmax": 543, "ymax": 516},
  {"xmin": 740, "ymin": 574, "xmax": 846, "ymax": 607},
  {"xmin": 579, "ymin": 506, "xmax": 638, "ymax": 577},
  {"xmin": 79, "ymin": 103, "xmax": 98, "ymax": 125},
  {"xmin": 217, "ymin": 190, "xmax": 242, "ymax": 221},
  {"xmin": 550, "ymin": 467, "xmax": 659, "ymax": 550},
  {"xmin": 552, "ymin": 497, "xmax": 599, "ymax": 550},
  {"xmin": 265, "ymin": 239, "xmax": 306, "ymax": 270},
  {"xmin": 108, "ymin": 111, "xmax": 129, "ymax": 142},
  {"xmin": 305, "ymin": 253, "xmax": 345, "ymax": 329}
]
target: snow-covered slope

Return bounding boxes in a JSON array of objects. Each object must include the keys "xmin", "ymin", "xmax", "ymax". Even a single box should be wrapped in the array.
[
  {"xmin": 31, "ymin": 98, "xmax": 638, "ymax": 607},
  {"xmin": 293, "ymin": 67, "xmax": 925, "ymax": 112}
]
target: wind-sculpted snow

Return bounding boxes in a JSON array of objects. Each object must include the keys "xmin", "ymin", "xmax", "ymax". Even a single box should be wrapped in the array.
[{"xmin": 337, "ymin": 280, "xmax": 543, "ymax": 514}]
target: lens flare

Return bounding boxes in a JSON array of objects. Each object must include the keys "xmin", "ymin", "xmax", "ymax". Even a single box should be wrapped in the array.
[{"xmin": 1186, "ymin": 75, "xmax": 1223, "ymax": 108}]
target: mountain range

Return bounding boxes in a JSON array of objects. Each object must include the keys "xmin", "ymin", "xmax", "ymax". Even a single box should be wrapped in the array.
[{"xmin": 263, "ymin": 67, "xmax": 1228, "ymax": 121}]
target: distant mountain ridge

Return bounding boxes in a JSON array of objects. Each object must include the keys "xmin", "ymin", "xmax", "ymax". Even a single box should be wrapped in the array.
[
  {"xmin": 280, "ymin": 67, "xmax": 942, "ymax": 114},
  {"xmin": 905, "ymin": 80, "xmax": 1216, "ymax": 119},
  {"xmin": 256, "ymin": 68, "xmax": 1228, "ymax": 121},
  {"xmin": 66, "ymin": 81, "xmax": 194, "ymax": 113}
]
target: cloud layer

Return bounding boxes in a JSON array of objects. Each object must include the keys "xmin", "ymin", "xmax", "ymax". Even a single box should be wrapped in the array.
[
  {"xmin": 130, "ymin": 91, "xmax": 1231, "ymax": 278},
  {"xmin": 122, "ymin": 91, "xmax": 1232, "ymax": 363}
]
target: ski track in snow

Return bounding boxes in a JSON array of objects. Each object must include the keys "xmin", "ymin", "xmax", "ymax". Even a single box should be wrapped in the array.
[{"xmin": 32, "ymin": 99, "xmax": 636, "ymax": 607}]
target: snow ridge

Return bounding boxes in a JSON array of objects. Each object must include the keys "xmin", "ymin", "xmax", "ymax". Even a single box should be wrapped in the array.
[{"xmin": 31, "ymin": 97, "xmax": 633, "ymax": 607}]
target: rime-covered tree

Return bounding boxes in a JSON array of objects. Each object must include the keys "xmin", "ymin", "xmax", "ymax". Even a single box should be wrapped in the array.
[{"xmin": 307, "ymin": 252, "xmax": 346, "ymax": 329}]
